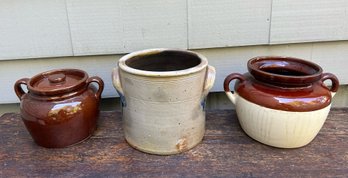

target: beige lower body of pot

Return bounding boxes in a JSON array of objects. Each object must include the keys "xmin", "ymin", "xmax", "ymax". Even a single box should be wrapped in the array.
[
  {"xmin": 113, "ymin": 66, "xmax": 215, "ymax": 155},
  {"xmin": 226, "ymin": 92, "xmax": 333, "ymax": 148}
]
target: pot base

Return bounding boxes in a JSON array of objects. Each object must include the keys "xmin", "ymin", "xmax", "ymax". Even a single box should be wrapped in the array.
[
  {"xmin": 233, "ymin": 94, "xmax": 331, "ymax": 148},
  {"xmin": 125, "ymin": 134, "xmax": 204, "ymax": 155}
]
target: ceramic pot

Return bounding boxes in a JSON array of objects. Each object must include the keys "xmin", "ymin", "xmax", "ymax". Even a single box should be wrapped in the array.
[
  {"xmin": 14, "ymin": 69, "xmax": 104, "ymax": 148},
  {"xmin": 112, "ymin": 48, "xmax": 215, "ymax": 155},
  {"xmin": 224, "ymin": 56, "xmax": 339, "ymax": 148}
]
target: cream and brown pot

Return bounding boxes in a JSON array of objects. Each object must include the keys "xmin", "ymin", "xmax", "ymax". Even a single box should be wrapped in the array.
[
  {"xmin": 224, "ymin": 56, "xmax": 339, "ymax": 148},
  {"xmin": 112, "ymin": 48, "xmax": 215, "ymax": 155}
]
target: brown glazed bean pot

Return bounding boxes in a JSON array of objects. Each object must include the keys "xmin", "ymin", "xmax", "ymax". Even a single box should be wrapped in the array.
[
  {"xmin": 224, "ymin": 56, "xmax": 339, "ymax": 148},
  {"xmin": 14, "ymin": 69, "xmax": 104, "ymax": 148},
  {"xmin": 225, "ymin": 56, "xmax": 340, "ymax": 112}
]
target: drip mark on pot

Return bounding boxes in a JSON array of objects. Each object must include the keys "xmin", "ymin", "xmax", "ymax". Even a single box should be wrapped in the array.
[
  {"xmin": 176, "ymin": 137, "xmax": 188, "ymax": 152},
  {"xmin": 200, "ymin": 99, "xmax": 206, "ymax": 110}
]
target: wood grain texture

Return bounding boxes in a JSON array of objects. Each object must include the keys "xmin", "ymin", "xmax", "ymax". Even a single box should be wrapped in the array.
[
  {"xmin": 1, "ymin": 109, "xmax": 347, "ymax": 177},
  {"xmin": 270, "ymin": 0, "xmax": 348, "ymax": 44},
  {"xmin": 0, "ymin": 0, "xmax": 73, "ymax": 60},
  {"xmin": 188, "ymin": 0, "xmax": 272, "ymax": 49},
  {"xmin": 66, "ymin": 0, "xmax": 187, "ymax": 55}
]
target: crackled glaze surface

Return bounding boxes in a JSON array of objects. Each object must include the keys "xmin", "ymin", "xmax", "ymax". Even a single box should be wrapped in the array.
[{"xmin": 113, "ymin": 49, "xmax": 215, "ymax": 155}]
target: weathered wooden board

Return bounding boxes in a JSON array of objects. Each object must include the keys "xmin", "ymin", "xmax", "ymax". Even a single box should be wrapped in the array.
[
  {"xmin": 66, "ymin": 0, "xmax": 187, "ymax": 55},
  {"xmin": 270, "ymin": 0, "xmax": 348, "ymax": 44},
  {"xmin": 1, "ymin": 109, "xmax": 347, "ymax": 177},
  {"xmin": 0, "ymin": 0, "xmax": 73, "ymax": 60},
  {"xmin": 188, "ymin": 0, "xmax": 272, "ymax": 49}
]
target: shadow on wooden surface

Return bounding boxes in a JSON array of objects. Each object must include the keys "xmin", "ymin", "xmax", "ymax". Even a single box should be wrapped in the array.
[{"xmin": 1, "ymin": 109, "xmax": 347, "ymax": 177}]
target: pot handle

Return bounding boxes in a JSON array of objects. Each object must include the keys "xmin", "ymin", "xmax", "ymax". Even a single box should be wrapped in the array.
[
  {"xmin": 202, "ymin": 65, "xmax": 216, "ymax": 97},
  {"xmin": 112, "ymin": 67, "xmax": 126, "ymax": 107},
  {"xmin": 87, "ymin": 76, "xmax": 104, "ymax": 100},
  {"xmin": 321, "ymin": 73, "xmax": 339, "ymax": 97},
  {"xmin": 223, "ymin": 73, "xmax": 245, "ymax": 105},
  {"xmin": 14, "ymin": 78, "xmax": 30, "ymax": 101}
]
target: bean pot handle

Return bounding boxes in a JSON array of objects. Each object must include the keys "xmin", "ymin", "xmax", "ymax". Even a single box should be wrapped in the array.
[
  {"xmin": 320, "ymin": 73, "xmax": 339, "ymax": 97},
  {"xmin": 87, "ymin": 76, "xmax": 104, "ymax": 100},
  {"xmin": 14, "ymin": 78, "xmax": 30, "ymax": 101},
  {"xmin": 223, "ymin": 73, "xmax": 246, "ymax": 105}
]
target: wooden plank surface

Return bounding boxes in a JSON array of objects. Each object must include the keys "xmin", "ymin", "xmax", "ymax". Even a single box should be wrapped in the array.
[
  {"xmin": 0, "ymin": 0, "xmax": 73, "ymax": 60},
  {"xmin": 270, "ymin": 0, "xmax": 348, "ymax": 44},
  {"xmin": 1, "ymin": 109, "xmax": 347, "ymax": 177},
  {"xmin": 66, "ymin": 0, "xmax": 187, "ymax": 55},
  {"xmin": 188, "ymin": 0, "xmax": 272, "ymax": 49}
]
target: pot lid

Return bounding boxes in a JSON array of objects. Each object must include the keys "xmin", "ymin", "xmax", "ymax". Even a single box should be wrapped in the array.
[{"xmin": 27, "ymin": 69, "xmax": 88, "ymax": 96}]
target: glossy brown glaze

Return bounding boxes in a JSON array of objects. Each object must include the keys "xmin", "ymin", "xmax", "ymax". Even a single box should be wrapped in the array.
[
  {"xmin": 224, "ymin": 57, "xmax": 339, "ymax": 112},
  {"xmin": 14, "ymin": 69, "xmax": 104, "ymax": 148}
]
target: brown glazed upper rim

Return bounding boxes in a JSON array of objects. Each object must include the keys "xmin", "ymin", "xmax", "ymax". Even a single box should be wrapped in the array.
[
  {"xmin": 247, "ymin": 56, "xmax": 323, "ymax": 86},
  {"xmin": 28, "ymin": 69, "xmax": 88, "ymax": 96}
]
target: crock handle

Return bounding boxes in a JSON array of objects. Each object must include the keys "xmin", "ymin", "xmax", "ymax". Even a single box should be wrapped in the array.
[
  {"xmin": 321, "ymin": 73, "xmax": 339, "ymax": 97},
  {"xmin": 202, "ymin": 65, "xmax": 216, "ymax": 97},
  {"xmin": 112, "ymin": 67, "xmax": 124, "ymax": 95},
  {"xmin": 112, "ymin": 67, "xmax": 126, "ymax": 107},
  {"xmin": 87, "ymin": 76, "xmax": 104, "ymax": 100},
  {"xmin": 223, "ymin": 73, "xmax": 245, "ymax": 105},
  {"xmin": 14, "ymin": 78, "xmax": 30, "ymax": 101}
]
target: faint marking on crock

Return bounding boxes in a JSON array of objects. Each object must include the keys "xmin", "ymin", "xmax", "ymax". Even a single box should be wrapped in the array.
[
  {"xmin": 200, "ymin": 98, "xmax": 206, "ymax": 110},
  {"xmin": 154, "ymin": 87, "xmax": 169, "ymax": 101},
  {"xmin": 176, "ymin": 137, "xmax": 188, "ymax": 152},
  {"xmin": 125, "ymin": 78, "xmax": 134, "ymax": 86}
]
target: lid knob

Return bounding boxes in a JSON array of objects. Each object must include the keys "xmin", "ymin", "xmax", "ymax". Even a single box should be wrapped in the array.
[{"xmin": 48, "ymin": 73, "xmax": 66, "ymax": 83}]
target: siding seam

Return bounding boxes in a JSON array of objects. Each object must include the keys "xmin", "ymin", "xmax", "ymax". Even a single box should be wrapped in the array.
[
  {"xmin": 268, "ymin": 0, "xmax": 274, "ymax": 44},
  {"xmin": 186, "ymin": 0, "xmax": 189, "ymax": 49},
  {"xmin": 64, "ymin": 0, "xmax": 75, "ymax": 56}
]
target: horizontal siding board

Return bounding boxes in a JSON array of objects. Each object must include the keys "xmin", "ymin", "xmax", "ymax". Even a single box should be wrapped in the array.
[
  {"xmin": 188, "ymin": 0, "xmax": 272, "ymax": 49},
  {"xmin": 66, "ymin": 0, "xmax": 124, "ymax": 55},
  {"xmin": 270, "ymin": 0, "xmax": 348, "ymax": 44},
  {"xmin": 2, "ymin": 41, "xmax": 348, "ymax": 104},
  {"xmin": 0, "ymin": 0, "xmax": 73, "ymax": 60},
  {"xmin": 1, "ymin": 1, "xmax": 348, "ymax": 60},
  {"xmin": 67, "ymin": 0, "xmax": 187, "ymax": 55}
]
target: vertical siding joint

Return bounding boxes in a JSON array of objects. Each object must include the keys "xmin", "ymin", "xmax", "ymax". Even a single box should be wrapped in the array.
[
  {"xmin": 186, "ymin": 0, "xmax": 190, "ymax": 49},
  {"xmin": 268, "ymin": 0, "xmax": 274, "ymax": 45},
  {"xmin": 64, "ymin": 0, "xmax": 75, "ymax": 56}
]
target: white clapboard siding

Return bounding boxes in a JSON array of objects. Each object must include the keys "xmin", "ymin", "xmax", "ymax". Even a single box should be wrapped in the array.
[
  {"xmin": 270, "ymin": 0, "xmax": 348, "ymax": 44},
  {"xmin": 0, "ymin": 0, "xmax": 73, "ymax": 60},
  {"xmin": 188, "ymin": 0, "xmax": 272, "ymax": 49},
  {"xmin": 2, "ymin": 41, "xmax": 348, "ymax": 104},
  {"xmin": 66, "ymin": 0, "xmax": 187, "ymax": 55}
]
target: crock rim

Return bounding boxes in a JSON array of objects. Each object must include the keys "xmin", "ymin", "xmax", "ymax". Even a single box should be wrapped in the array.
[{"xmin": 118, "ymin": 48, "xmax": 208, "ymax": 77}]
